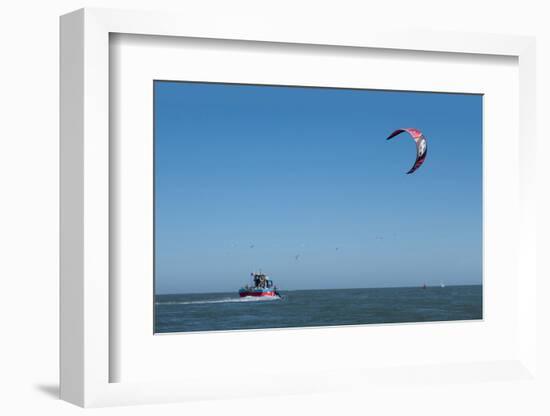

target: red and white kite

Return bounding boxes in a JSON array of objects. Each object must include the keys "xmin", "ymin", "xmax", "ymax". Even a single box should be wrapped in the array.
[{"xmin": 386, "ymin": 128, "xmax": 428, "ymax": 174}]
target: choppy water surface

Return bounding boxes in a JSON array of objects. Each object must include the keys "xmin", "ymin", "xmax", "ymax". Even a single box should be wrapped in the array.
[{"xmin": 155, "ymin": 285, "xmax": 482, "ymax": 333}]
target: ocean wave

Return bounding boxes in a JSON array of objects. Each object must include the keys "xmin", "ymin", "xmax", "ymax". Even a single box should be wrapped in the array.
[{"xmin": 157, "ymin": 296, "xmax": 281, "ymax": 306}]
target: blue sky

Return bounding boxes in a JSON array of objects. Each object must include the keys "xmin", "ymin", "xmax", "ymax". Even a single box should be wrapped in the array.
[{"xmin": 154, "ymin": 81, "xmax": 482, "ymax": 294}]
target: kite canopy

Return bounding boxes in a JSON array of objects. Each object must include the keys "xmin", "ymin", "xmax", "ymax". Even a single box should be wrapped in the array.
[{"xmin": 386, "ymin": 128, "xmax": 428, "ymax": 174}]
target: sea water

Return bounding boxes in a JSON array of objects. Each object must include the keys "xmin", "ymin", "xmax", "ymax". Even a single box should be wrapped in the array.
[{"xmin": 155, "ymin": 285, "xmax": 482, "ymax": 333}]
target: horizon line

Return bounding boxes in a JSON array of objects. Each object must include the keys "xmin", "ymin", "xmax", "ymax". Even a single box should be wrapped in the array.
[{"xmin": 156, "ymin": 283, "xmax": 482, "ymax": 296}]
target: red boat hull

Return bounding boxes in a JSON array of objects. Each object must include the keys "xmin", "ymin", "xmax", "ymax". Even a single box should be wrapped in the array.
[{"xmin": 239, "ymin": 291, "xmax": 276, "ymax": 297}]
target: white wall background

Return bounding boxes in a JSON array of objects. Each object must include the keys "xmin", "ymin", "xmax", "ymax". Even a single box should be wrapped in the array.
[{"xmin": 1, "ymin": 1, "xmax": 548, "ymax": 415}]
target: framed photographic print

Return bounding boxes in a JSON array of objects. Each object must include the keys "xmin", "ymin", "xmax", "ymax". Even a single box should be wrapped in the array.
[
  {"xmin": 60, "ymin": 8, "xmax": 538, "ymax": 408},
  {"xmin": 152, "ymin": 81, "xmax": 483, "ymax": 334}
]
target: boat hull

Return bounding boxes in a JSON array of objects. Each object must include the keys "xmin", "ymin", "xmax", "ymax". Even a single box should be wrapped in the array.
[{"xmin": 239, "ymin": 290, "xmax": 277, "ymax": 297}]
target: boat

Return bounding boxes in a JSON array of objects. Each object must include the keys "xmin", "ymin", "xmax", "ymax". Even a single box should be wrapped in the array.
[{"xmin": 239, "ymin": 272, "xmax": 281, "ymax": 298}]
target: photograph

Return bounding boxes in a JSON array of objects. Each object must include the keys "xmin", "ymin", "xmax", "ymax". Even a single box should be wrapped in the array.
[{"xmin": 153, "ymin": 81, "xmax": 483, "ymax": 333}]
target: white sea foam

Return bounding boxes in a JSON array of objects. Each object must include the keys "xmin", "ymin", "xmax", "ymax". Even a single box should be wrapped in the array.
[{"xmin": 157, "ymin": 296, "xmax": 281, "ymax": 306}]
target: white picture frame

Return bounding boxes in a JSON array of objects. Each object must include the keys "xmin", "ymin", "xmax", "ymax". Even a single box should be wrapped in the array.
[{"xmin": 60, "ymin": 8, "xmax": 537, "ymax": 408}]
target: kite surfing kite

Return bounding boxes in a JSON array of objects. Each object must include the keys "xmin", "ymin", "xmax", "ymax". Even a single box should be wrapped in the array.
[{"xmin": 386, "ymin": 128, "xmax": 428, "ymax": 174}]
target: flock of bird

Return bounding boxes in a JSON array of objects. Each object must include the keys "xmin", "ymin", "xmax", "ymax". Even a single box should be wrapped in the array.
[{"xmin": 232, "ymin": 235, "xmax": 388, "ymax": 262}]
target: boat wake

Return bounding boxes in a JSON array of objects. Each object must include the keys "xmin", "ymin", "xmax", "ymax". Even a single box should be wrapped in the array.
[{"xmin": 157, "ymin": 296, "xmax": 282, "ymax": 306}]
